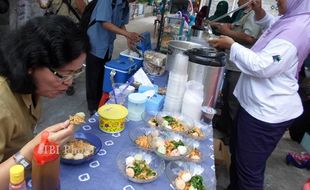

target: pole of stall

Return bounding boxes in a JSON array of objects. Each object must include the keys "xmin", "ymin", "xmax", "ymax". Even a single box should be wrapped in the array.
[
  {"xmin": 206, "ymin": 0, "xmax": 212, "ymax": 18},
  {"xmin": 156, "ymin": 0, "xmax": 167, "ymax": 51}
]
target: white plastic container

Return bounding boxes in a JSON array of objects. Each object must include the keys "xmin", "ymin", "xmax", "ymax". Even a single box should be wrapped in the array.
[
  {"xmin": 127, "ymin": 93, "xmax": 147, "ymax": 121},
  {"xmin": 181, "ymin": 81, "xmax": 204, "ymax": 121}
]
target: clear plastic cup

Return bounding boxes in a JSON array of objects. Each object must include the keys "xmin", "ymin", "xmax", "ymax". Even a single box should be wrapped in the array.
[
  {"xmin": 201, "ymin": 106, "xmax": 216, "ymax": 124},
  {"xmin": 109, "ymin": 83, "xmax": 129, "ymax": 105}
]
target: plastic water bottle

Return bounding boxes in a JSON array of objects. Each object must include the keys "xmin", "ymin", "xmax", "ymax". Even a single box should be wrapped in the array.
[{"xmin": 32, "ymin": 131, "xmax": 60, "ymax": 190}]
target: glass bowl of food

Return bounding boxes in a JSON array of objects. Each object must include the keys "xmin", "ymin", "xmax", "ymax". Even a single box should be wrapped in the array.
[
  {"xmin": 153, "ymin": 132, "xmax": 190, "ymax": 160},
  {"xmin": 185, "ymin": 121, "xmax": 209, "ymax": 141},
  {"xmin": 142, "ymin": 111, "xmax": 161, "ymax": 129},
  {"xmin": 60, "ymin": 132, "xmax": 102, "ymax": 165},
  {"xmin": 166, "ymin": 161, "xmax": 207, "ymax": 190},
  {"xmin": 116, "ymin": 148, "xmax": 165, "ymax": 183},
  {"xmin": 128, "ymin": 126, "xmax": 162, "ymax": 151},
  {"xmin": 184, "ymin": 140, "xmax": 204, "ymax": 163},
  {"xmin": 155, "ymin": 112, "xmax": 193, "ymax": 134}
]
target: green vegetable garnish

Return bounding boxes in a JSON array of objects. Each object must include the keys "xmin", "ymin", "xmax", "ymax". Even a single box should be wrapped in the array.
[
  {"xmin": 171, "ymin": 140, "xmax": 185, "ymax": 148},
  {"xmin": 190, "ymin": 175, "xmax": 205, "ymax": 190},
  {"xmin": 162, "ymin": 116, "xmax": 176, "ymax": 125}
]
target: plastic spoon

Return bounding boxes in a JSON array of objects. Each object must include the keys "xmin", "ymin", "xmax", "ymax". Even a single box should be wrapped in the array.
[{"xmin": 120, "ymin": 76, "xmax": 135, "ymax": 95}]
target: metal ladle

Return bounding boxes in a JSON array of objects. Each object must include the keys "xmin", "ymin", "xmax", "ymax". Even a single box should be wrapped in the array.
[{"xmin": 204, "ymin": 0, "xmax": 255, "ymax": 37}]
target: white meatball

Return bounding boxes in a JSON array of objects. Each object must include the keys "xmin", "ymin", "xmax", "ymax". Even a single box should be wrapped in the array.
[
  {"xmin": 74, "ymin": 153, "xmax": 84, "ymax": 160},
  {"xmin": 64, "ymin": 153, "xmax": 74, "ymax": 159},
  {"xmin": 157, "ymin": 146, "xmax": 166, "ymax": 155},
  {"xmin": 126, "ymin": 167, "xmax": 135, "ymax": 178},
  {"xmin": 125, "ymin": 156, "xmax": 135, "ymax": 166},
  {"xmin": 189, "ymin": 185, "xmax": 198, "ymax": 190},
  {"xmin": 134, "ymin": 154, "xmax": 143, "ymax": 161},
  {"xmin": 178, "ymin": 146, "xmax": 187, "ymax": 155},
  {"xmin": 181, "ymin": 172, "xmax": 192, "ymax": 182},
  {"xmin": 175, "ymin": 178, "xmax": 186, "ymax": 190}
]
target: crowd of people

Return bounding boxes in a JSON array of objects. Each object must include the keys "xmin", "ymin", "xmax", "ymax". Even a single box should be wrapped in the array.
[{"xmin": 0, "ymin": 0, "xmax": 309, "ymax": 189}]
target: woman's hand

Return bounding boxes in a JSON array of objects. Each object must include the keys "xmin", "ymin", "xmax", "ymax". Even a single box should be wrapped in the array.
[
  {"xmin": 208, "ymin": 35, "xmax": 235, "ymax": 50},
  {"xmin": 20, "ymin": 120, "xmax": 74, "ymax": 160}
]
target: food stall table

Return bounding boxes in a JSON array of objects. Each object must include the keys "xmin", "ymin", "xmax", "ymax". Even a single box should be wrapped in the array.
[
  {"xmin": 26, "ymin": 73, "xmax": 217, "ymax": 190},
  {"xmin": 59, "ymin": 116, "xmax": 216, "ymax": 190}
]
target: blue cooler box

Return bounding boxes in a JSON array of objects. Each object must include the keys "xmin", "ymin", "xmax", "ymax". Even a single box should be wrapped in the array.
[
  {"xmin": 103, "ymin": 58, "xmax": 140, "ymax": 92},
  {"xmin": 119, "ymin": 49, "xmax": 144, "ymax": 68}
]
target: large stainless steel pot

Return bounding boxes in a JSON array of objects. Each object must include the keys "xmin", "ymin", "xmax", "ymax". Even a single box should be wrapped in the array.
[
  {"xmin": 185, "ymin": 48, "xmax": 227, "ymax": 107},
  {"xmin": 166, "ymin": 40, "xmax": 203, "ymax": 71}
]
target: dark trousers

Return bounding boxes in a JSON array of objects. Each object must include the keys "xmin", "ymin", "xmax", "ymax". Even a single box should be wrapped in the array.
[
  {"xmin": 219, "ymin": 70, "xmax": 241, "ymax": 136},
  {"xmin": 86, "ymin": 52, "xmax": 111, "ymax": 111},
  {"xmin": 229, "ymin": 107, "xmax": 294, "ymax": 190}
]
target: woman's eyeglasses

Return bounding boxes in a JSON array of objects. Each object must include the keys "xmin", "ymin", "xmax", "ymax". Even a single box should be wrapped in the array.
[{"xmin": 49, "ymin": 64, "xmax": 85, "ymax": 82}]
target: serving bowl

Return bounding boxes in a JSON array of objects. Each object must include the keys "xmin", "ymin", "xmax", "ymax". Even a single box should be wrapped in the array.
[
  {"xmin": 185, "ymin": 121, "xmax": 209, "ymax": 141},
  {"xmin": 142, "ymin": 111, "xmax": 160, "ymax": 129},
  {"xmin": 60, "ymin": 132, "xmax": 102, "ymax": 165},
  {"xmin": 165, "ymin": 161, "xmax": 207, "ymax": 190},
  {"xmin": 116, "ymin": 148, "xmax": 165, "ymax": 183},
  {"xmin": 154, "ymin": 112, "xmax": 193, "ymax": 134},
  {"xmin": 153, "ymin": 132, "xmax": 190, "ymax": 160},
  {"xmin": 128, "ymin": 126, "xmax": 161, "ymax": 151}
]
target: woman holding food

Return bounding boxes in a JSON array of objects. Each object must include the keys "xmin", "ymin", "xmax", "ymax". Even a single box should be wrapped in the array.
[
  {"xmin": 209, "ymin": 0, "xmax": 310, "ymax": 189},
  {"xmin": 0, "ymin": 15, "xmax": 89, "ymax": 189}
]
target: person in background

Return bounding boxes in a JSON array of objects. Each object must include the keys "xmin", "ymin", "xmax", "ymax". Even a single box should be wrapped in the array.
[
  {"xmin": 0, "ymin": 15, "xmax": 90, "ymax": 189},
  {"xmin": 86, "ymin": 0, "xmax": 141, "ymax": 115},
  {"xmin": 193, "ymin": 5, "xmax": 209, "ymax": 29},
  {"xmin": 0, "ymin": 0, "xmax": 8, "ymax": 14},
  {"xmin": 209, "ymin": 0, "xmax": 310, "ymax": 189},
  {"xmin": 47, "ymin": 0, "xmax": 87, "ymax": 21},
  {"xmin": 211, "ymin": 0, "xmax": 262, "ymax": 143},
  {"xmin": 209, "ymin": 1, "xmax": 232, "ymax": 23}
]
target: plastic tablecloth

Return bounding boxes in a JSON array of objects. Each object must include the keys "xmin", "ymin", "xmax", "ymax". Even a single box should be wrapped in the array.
[{"xmin": 26, "ymin": 73, "xmax": 216, "ymax": 190}]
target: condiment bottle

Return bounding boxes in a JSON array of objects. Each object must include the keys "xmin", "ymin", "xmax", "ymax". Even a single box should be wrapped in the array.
[
  {"xmin": 32, "ymin": 131, "xmax": 60, "ymax": 190},
  {"xmin": 9, "ymin": 165, "xmax": 27, "ymax": 190},
  {"xmin": 303, "ymin": 178, "xmax": 310, "ymax": 190}
]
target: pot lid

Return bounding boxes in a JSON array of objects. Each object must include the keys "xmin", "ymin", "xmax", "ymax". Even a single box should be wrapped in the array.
[{"xmin": 184, "ymin": 48, "xmax": 226, "ymax": 67}]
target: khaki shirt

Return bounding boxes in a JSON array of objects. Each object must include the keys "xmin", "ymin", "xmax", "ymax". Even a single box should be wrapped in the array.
[
  {"xmin": 226, "ymin": 10, "xmax": 262, "ymax": 72},
  {"xmin": 0, "ymin": 77, "xmax": 41, "ymax": 162}
]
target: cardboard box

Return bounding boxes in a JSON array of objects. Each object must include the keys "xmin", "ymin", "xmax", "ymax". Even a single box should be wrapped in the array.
[
  {"xmin": 301, "ymin": 132, "xmax": 310, "ymax": 153},
  {"xmin": 214, "ymin": 138, "xmax": 231, "ymax": 171}
]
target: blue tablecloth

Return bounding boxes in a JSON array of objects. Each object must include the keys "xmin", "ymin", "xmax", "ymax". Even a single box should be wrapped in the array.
[{"xmin": 26, "ymin": 73, "xmax": 217, "ymax": 190}]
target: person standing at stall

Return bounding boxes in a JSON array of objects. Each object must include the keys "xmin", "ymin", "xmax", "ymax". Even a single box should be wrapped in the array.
[
  {"xmin": 85, "ymin": 0, "xmax": 141, "ymax": 115},
  {"xmin": 209, "ymin": 0, "xmax": 310, "ymax": 189},
  {"xmin": 211, "ymin": 0, "xmax": 262, "ymax": 142},
  {"xmin": 209, "ymin": 1, "xmax": 232, "ymax": 23}
]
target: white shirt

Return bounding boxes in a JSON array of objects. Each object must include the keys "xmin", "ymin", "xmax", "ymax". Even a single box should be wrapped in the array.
[{"xmin": 231, "ymin": 14, "xmax": 303, "ymax": 123}]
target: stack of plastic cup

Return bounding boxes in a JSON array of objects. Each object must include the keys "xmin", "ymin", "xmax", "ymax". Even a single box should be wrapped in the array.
[{"xmin": 164, "ymin": 54, "xmax": 189, "ymax": 112}]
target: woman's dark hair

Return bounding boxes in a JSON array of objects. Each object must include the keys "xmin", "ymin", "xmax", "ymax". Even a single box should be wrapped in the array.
[{"xmin": 0, "ymin": 15, "xmax": 90, "ymax": 94}]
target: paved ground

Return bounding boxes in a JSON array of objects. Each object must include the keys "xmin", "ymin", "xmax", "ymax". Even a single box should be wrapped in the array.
[{"xmin": 37, "ymin": 16, "xmax": 310, "ymax": 190}]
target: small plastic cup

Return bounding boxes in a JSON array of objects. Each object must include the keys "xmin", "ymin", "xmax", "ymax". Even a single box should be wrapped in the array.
[{"xmin": 201, "ymin": 106, "xmax": 216, "ymax": 124}]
